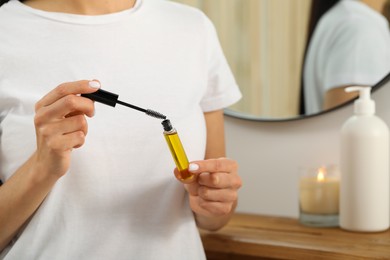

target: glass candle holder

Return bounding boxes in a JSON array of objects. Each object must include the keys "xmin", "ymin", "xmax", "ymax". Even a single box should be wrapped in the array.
[{"xmin": 299, "ymin": 165, "xmax": 340, "ymax": 227}]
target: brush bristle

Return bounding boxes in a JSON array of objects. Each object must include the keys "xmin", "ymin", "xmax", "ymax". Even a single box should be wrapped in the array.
[{"xmin": 145, "ymin": 109, "xmax": 167, "ymax": 120}]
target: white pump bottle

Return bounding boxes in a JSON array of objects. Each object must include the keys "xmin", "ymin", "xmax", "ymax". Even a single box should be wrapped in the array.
[{"xmin": 340, "ymin": 86, "xmax": 389, "ymax": 232}]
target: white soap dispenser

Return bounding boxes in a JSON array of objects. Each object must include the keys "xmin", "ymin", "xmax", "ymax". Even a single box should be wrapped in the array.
[{"xmin": 340, "ymin": 86, "xmax": 389, "ymax": 232}]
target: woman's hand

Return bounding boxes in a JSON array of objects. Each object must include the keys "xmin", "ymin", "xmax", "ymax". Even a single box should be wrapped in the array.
[
  {"xmin": 0, "ymin": 80, "xmax": 100, "ymax": 250},
  {"xmin": 33, "ymin": 80, "xmax": 100, "ymax": 178},
  {"xmin": 178, "ymin": 158, "xmax": 242, "ymax": 230}
]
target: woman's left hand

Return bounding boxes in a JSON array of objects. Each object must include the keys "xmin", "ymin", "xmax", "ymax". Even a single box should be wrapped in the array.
[{"xmin": 180, "ymin": 158, "xmax": 242, "ymax": 219}]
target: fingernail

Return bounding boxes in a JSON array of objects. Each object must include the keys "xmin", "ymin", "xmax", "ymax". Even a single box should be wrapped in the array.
[
  {"xmin": 89, "ymin": 80, "xmax": 101, "ymax": 89},
  {"xmin": 189, "ymin": 163, "xmax": 199, "ymax": 172}
]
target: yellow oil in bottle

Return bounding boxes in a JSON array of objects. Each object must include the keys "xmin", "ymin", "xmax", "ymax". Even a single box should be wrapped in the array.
[{"xmin": 162, "ymin": 119, "xmax": 195, "ymax": 183}]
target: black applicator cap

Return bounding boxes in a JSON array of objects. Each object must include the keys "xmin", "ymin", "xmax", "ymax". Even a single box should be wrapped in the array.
[
  {"xmin": 81, "ymin": 89, "xmax": 118, "ymax": 107},
  {"xmin": 162, "ymin": 119, "xmax": 173, "ymax": 131}
]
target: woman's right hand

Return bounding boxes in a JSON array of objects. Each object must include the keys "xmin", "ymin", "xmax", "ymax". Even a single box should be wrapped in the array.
[
  {"xmin": 0, "ymin": 80, "xmax": 100, "ymax": 250},
  {"xmin": 33, "ymin": 80, "xmax": 100, "ymax": 178}
]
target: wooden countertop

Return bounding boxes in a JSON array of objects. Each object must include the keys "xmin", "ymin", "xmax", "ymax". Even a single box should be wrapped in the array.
[{"xmin": 200, "ymin": 213, "xmax": 390, "ymax": 260}]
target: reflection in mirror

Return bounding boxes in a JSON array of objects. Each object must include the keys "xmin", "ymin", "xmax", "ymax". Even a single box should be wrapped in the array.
[
  {"xmin": 302, "ymin": 0, "xmax": 390, "ymax": 116},
  {"xmin": 171, "ymin": 0, "xmax": 390, "ymax": 121}
]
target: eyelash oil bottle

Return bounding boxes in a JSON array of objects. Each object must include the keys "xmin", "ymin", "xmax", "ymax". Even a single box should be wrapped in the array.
[{"xmin": 162, "ymin": 119, "xmax": 195, "ymax": 184}]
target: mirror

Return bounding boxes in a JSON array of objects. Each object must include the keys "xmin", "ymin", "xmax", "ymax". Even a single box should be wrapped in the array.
[{"xmin": 171, "ymin": 0, "xmax": 390, "ymax": 121}]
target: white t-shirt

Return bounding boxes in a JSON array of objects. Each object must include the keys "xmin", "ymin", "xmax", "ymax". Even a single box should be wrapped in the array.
[
  {"xmin": 0, "ymin": 0, "xmax": 241, "ymax": 259},
  {"xmin": 304, "ymin": 0, "xmax": 390, "ymax": 115}
]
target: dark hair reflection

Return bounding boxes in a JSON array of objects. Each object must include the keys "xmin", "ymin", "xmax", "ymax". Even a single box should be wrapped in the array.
[
  {"xmin": 300, "ymin": 0, "xmax": 339, "ymax": 115},
  {"xmin": 0, "ymin": 0, "xmax": 10, "ymax": 7}
]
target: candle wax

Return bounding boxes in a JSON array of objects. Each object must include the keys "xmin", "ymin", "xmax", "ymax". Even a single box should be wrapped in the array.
[{"xmin": 299, "ymin": 177, "xmax": 339, "ymax": 215}]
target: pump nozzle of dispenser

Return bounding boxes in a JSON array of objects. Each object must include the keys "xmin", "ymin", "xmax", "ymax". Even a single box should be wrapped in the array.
[
  {"xmin": 345, "ymin": 86, "xmax": 375, "ymax": 115},
  {"xmin": 82, "ymin": 89, "xmax": 166, "ymax": 120}
]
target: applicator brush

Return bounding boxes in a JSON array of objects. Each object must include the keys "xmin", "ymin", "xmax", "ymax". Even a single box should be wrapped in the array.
[{"xmin": 82, "ymin": 89, "xmax": 166, "ymax": 120}]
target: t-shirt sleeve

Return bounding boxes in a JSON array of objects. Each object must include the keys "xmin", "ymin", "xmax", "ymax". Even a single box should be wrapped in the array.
[{"xmin": 199, "ymin": 14, "xmax": 242, "ymax": 112}]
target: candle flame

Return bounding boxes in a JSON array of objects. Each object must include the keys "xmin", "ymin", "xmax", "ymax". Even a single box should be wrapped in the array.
[{"xmin": 317, "ymin": 167, "xmax": 326, "ymax": 182}]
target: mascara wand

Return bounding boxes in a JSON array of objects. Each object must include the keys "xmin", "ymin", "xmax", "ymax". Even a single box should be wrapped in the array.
[{"xmin": 81, "ymin": 89, "xmax": 166, "ymax": 120}]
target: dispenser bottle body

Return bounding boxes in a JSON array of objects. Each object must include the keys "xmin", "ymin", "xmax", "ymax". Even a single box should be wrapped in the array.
[{"xmin": 340, "ymin": 116, "xmax": 390, "ymax": 232}]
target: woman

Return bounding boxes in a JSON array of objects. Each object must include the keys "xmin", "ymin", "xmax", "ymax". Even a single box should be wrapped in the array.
[
  {"xmin": 302, "ymin": 0, "xmax": 390, "ymax": 115},
  {"xmin": 0, "ymin": 0, "xmax": 242, "ymax": 259}
]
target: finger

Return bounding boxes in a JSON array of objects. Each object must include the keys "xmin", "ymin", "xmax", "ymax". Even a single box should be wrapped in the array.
[
  {"xmin": 36, "ymin": 94, "xmax": 96, "ymax": 120},
  {"xmin": 188, "ymin": 158, "xmax": 238, "ymax": 175},
  {"xmin": 43, "ymin": 130, "xmax": 86, "ymax": 152},
  {"xmin": 184, "ymin": 182, "xmax": 199, "ymax": 196},
  {"xmin": 62, "ymin": 115, "xmax": 88, "ymax": 135},
  {"xmin": 37, "ymin": 115, "xmax": 88, "ymax": 138},
  {"xmin": 35, "ymin": 80, "xmax": 100, "ymax": 110},
  {"xmin": 195, "ymin": 197, "xmax": 233, "ymax": 216},
  {"xmin": 197, "ymin": 172, "xmax": 242, "ymax": 189},
  {"xmin": 198, "ymin": 186, "xmax": 238, "ymax": 202},
  {"xmin": 63, "ymin": 131, "xmax": 87, "ymax": 149},
  {"xmin": 65, "ymin": 110, "xmax": 88, "ymax": 118}
]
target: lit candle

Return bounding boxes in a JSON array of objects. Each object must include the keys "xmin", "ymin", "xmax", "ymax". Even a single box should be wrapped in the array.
[{"xmin": 299, "ymin": 166, "xmax": 340, "ymax": 215}]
